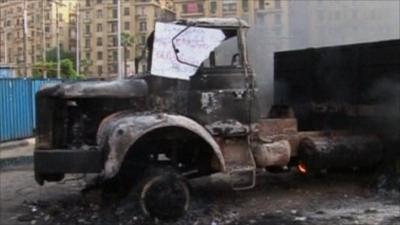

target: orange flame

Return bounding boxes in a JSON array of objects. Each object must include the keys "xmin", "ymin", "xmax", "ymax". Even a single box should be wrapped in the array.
[{"xmin": 298, "ymin": 163, "xmax": 308, "ymax": 174}]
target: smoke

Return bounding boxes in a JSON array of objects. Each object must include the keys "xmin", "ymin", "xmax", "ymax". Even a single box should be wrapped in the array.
[
  {"xmin": 368, "ymin": 77, "xmax": 400, "ymax": 140},
  {"xmin": 245, "ymin": 0, "xmax": 400, "ymax": 117}
]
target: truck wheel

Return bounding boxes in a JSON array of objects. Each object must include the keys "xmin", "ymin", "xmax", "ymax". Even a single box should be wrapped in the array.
[{"xmin": 138, "ymin": 168, "xmax": 190, "ymax": 220}]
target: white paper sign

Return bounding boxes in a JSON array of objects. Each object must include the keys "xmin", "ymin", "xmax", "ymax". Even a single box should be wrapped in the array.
[{"xmin": 151, "ymin": 22, "xmax": 226, "ymax": 80}]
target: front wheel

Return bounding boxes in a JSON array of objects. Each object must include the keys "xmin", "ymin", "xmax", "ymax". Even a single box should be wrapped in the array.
[{"xmin": 138, "ymin": 168, "xmax": 190, "ymax": 220}]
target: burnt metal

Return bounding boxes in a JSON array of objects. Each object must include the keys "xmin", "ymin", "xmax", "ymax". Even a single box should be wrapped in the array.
[
  {"xmin": 274, "ymin": 39, "xmax": 400, "ymax": 132},
  {"xmin": 34, "ymin": 149, "xmax": 103, "ymax": 173},
  {"xmin": 253, "ymin": 140, "xmax": 291, "ymax": 167},
  {"xmin": 37, "ymin": 79, "xmax": 148, "ymax": 98},
  {"xmin": 139, "ymin": 168, "xmax": 190, "ymax": 220},
  {"xmin": 297, "ymin": 135, "xmax": 383, "ymax": 171},
  {"xmin": 34, "ymin": 18, "xmax": 255, "ymax": 184},
  {"xmin": 219, "ymin": 137, "xmax": 256, "ymax": 190},
  {"xmin": 96, "ymin": 113, "xmax": 226, "ymax": 179},
  {"xmin": 175, "ymin": 18, "xmax": 250, "ymax": 28}
]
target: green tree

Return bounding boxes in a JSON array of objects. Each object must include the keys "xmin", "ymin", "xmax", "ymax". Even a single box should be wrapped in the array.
[
  {"xmin": 121, "ymin": 32, "xmax": 135, "ymax": 77},
  {"xmin": 80, "ymin": 58, "xmax": 92, "ymax": 77},
  {"xmin": 33, "ymin": 47, "xmax": 83, "ymax": 79},
  {"xmin": 33, "ymin": 59, "xmax": 83, "ymax": 79},
  {"xmin": 46, "ymin": 47, "xmax": 76, "ymax": 63}
]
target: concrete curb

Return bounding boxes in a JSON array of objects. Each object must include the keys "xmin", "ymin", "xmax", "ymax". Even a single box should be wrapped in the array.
[
  {"xmin": 0, "ymin": 138, "xmax": 35, "ymax": 170},
  {"xmin": 0, "ymin": 156, "xmax": 33, "ymax": 170},
  {"xmin": 0, "ymin": 138, "xmax": 33, "ymax": 150}
]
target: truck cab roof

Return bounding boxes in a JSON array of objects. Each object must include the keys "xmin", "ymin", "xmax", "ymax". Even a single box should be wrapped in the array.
[{"xmin": 174, "ymin": 18, "xmax": 250, "ymax": 29}]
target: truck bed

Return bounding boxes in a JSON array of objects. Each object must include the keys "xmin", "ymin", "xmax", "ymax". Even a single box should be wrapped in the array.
[{"xmin": 274, "ymin": 39, "xmax": 400, "ymax": 136}]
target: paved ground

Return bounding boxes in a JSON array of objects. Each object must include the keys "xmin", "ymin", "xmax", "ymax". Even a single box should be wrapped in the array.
[
  {"xmin": 1, "ymin": 166, "xmax": 399, "ymax": 225},
  {"xmin": 0, "ymin": 141, "xmax": 399, "ymax": 225},
  {"xmin": 0, "ymin": 138, "xmax": 34, "ymax": 170}
]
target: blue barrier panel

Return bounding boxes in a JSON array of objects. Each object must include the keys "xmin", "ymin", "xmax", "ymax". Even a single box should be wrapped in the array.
[{"xmin": 0, "ymin": 78, "xmax": 61, "ymax": 142}]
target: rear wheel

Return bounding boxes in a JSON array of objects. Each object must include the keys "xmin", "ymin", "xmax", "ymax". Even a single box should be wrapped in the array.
[{"xmin": 138, "ymin": 167, "xmax": 190, "ymax": 220}]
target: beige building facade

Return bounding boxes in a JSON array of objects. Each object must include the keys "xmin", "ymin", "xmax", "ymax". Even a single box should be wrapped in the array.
[
  {"xmin": 1, "ymin": 0, "xmax": 292, "ymax": 78},
  {"xmin": 173, "ymin": 0, "xmax": 288, "ymax": 26},
  {"xmin": 173, "ymin": 0, "xmax": 290, "ymax": 51},
  {"xmin": 78, "ymin": 0, "xmax": 175, "ymax": 79},
  {"xmin": 0, "ymin": 0, "xmax": 77, "ymax": 77}
]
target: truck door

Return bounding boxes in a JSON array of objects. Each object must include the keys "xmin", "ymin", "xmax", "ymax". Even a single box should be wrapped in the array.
[{"xmin": 187, "ymin": 35, "xmax": 254, "ymax": 126}]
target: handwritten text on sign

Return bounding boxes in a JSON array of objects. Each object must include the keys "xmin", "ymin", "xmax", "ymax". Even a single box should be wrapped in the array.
[{"xmin": 151, "ymin": 22, "xmax": 226, "ymax": 80}]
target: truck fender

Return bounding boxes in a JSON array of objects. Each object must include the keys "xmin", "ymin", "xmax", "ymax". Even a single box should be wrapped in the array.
[{"xmin": 97, "ymin": 112, "xmax": 226, "ymax": 179}]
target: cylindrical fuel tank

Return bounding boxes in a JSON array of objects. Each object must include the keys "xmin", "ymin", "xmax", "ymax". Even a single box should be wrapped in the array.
[{"xmin": 297, "ymin": 135, "xmax": 382, "ymax": 172}]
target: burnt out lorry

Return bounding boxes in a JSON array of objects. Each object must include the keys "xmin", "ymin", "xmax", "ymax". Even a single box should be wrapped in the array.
[{"xmin": 34, "ymin": 18, "xmax": 400, "ymax": 219}]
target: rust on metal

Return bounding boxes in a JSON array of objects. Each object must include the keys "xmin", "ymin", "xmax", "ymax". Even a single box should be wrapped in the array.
[{"xmin": 97, "ymin": 113, "xmax": 226, "ymax": 179}]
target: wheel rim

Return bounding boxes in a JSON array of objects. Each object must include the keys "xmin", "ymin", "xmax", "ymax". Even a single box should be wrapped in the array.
[{"xmin": 140, "ymin": 174, "xmax": 190, "ymax": 219}]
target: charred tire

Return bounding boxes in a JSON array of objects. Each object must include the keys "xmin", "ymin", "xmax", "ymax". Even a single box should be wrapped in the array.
[{"xmin": 138, "ymin": 168, "xmax": 190, "ymax": 220}]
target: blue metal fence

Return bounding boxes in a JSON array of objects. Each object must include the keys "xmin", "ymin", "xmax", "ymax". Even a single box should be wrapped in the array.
[
  {"xmin": 0, "ymin": 78, "xmax": 61, "ymax": 142},
  {"xmin": 0, "ymin": 66, "xmax": 15, "ymax": 78}
]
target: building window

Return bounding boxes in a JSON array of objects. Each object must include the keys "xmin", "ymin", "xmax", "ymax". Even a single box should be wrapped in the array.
[
  {"xmin": 182, "ymin": 2, "xmax": 203, "ymax": 13},
  {"xmin": 97, "ymin": 9, "xmax": 103, "ymax": 18},
  {"xmin": 113, "ymin": 0, "xmax": 118, "ymax": 4},
  {"xmin": 139, "ymin": 7, "xmax": 145, "ymax": 15},
  {"xmin": 124, "ymin": 22, "xmax": 130, "ymax": 30},
  {"xmin": 85, "ymin": 25, "xmax": 90, "ymax": 34},
  {"xmin": 242, "ymin": 0, "xmax": 248, "ymax": 12},
  {"xmin": 97, "ymin": 0, "xmax": 102, "ymax": 3},
  {"xmin": 210, "ymin": 1, "xmax": 217, "ymax": 14},
  {"xmin": 141, "ymin": 35, "xmax": 146, "ymax": 44},
  {"xmin": 97, "ymin": 52, "xmax": 103, "ymax": 60},
  {"xmin": 86, "ymin": 0, "xmax": 90, "ymax": 7},
  {"xmin": 139, "ymin": 21, "xmax": 147, "ymax": 32},
  {"xmin": 182, "ymin": 4, "xmax": 188, "ymax": 13},
  {"xmin": 45, "ymin": 26, "xmax": 50, "ymax": 33},
  {"xmin": 98, "ymin": 65, "xmax": 103, "ymax": 76},
  {"xmin": 111, "ymin": 36, "xmax": 117, "ymax": 47},
  {"xmin": 85, "ymin": 39, "xmax": 90, "ymax": 48},
  {"xmin": 85, "ymin": 52, "xmax": 91, "ymax": 60},
  {"xmin": 110, "ymin": 22, "xmax": 117, "ymax": 33},
  {"xmin": 198, "ymin": 3, "xmax": 204, "ymax": 13},
  {"xmin": 112, "ymin": 9, "xmax": 117, "ymax": 18},
  {"xmin": 97, "ymin": 23, "xmax": 103, "ymax": 32},
  {"xmin": 222, "ymin": 2, "xmax": 237, "ymax": 12},
  {"xmin": 124, "ymin": 7, "xmax": 130, "ymax": 16},
  {"xmin": 108, "ymin": 64, "xmax": 117, "ymax": 73},
  {"xmin": 97, "ymin": 37, "xmax": 103, "ymax": 46},
  {"xmin": 259, "ymin": 0, "xmax": 265, "ymax": 10}
]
